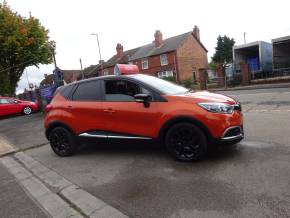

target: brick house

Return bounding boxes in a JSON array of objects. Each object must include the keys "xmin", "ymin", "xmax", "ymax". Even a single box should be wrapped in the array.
[
  {"xmin": 96, "ymin": 26, "xmax": 208, "ymax": 83},
  {"xmin": 40, "ymin": 70, "xmax": 81, "ymax": 87}
]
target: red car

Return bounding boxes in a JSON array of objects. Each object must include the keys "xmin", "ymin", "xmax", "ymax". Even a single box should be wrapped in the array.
[
  {"xmin": 0, "ymin": 97, "xmax": 38, "ymax": 116},
  {"xmin": 44, "ymin": 67, "xmax": 243, "ymax": 161}
]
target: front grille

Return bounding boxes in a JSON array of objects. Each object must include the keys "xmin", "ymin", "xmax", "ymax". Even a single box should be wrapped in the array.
[{"xmin": 223, "ymin": 127, "xmax": 242, "ymax": 138}]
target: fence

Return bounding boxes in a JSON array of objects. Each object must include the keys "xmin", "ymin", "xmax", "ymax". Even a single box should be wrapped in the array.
[
  {"xmin": 206, "ymin": 63, "xmax": 290, "ymax": 89},
  {"xmin": 18, "ymin": 85, "xmax": 56, "ymax": 111}
]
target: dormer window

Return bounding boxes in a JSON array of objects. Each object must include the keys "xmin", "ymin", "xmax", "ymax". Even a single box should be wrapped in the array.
[
  {"xmin": 160, "ymin": 54, "xmax": 168, "ymax": 66},
  {"xmin": 141, "ymin": 58, "xmax": 149, "ymax": 69}
]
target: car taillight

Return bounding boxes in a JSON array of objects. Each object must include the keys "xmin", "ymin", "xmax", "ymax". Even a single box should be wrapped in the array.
[{"xmin": 45, "ymin": 104, "xmax": 53, "ymax": 112}]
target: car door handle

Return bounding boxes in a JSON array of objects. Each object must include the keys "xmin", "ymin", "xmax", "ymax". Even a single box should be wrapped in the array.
[{"xmin": 103, "ymin": 108, "xmax": 115, "ymax": 113}]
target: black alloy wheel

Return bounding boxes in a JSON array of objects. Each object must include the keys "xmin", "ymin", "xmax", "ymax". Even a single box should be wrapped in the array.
[
  {"xmin": 165, "ymin": 123, "xmax": 207, "ymax": 161},
  {"xmin": 49, "ymin": 127, "xmax": 77, "ymax": 156}
]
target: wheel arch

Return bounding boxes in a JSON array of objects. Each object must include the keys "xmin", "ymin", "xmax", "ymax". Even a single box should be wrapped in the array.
[
  {"xmin": 158, "ymin": 116, "xmax": 213, "ymax": 142},
  {"xmin": 45, "ymin": 121, "xmax": 75, "ymax": 139}
]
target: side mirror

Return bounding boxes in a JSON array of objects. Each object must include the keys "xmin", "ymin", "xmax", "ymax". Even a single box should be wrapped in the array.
[
  {"xmin": 14, "ymin": 100, "xmax": 19, "ymax": 104},
  {"xmin": 134, "ymin": 94, "xmax": 152, "ymax": 108}
]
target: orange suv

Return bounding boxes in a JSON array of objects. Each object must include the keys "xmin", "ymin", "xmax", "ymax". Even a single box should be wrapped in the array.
[{"xmin": 44, "ymin": 73, "xmax": 243, "ymax": 161}]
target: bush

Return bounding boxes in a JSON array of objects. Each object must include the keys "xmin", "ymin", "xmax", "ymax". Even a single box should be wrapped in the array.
[
  {"xmin": 182, "ymin": 78, "xmax": 194, "ymax": 88},
  {"xmin": 162, "ymin": 76, "xmax": 177, "ymax": 83}
]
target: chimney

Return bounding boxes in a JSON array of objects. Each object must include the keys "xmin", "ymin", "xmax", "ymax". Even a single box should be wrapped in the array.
[
  {"xmin": 116, "ymin": 43, "xmax": 124, "ymax": 58},
  {"xmin": 193, "ymin": 25, "xmax": 200, "ymax": 41},
  {"xmin": 154, "ymin": 30, "xmax": 163, "ymax": 47}
]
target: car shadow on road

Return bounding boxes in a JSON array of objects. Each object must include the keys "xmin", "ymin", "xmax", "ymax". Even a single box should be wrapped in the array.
[{"xmin": 77, "ymin": 139, "xmax": 242, "ymax": 163}]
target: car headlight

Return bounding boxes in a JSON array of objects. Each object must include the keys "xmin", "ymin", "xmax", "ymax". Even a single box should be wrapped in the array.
[{"xmin": 197, "ymin": 102, "xmax": 234, "ymax": 114}]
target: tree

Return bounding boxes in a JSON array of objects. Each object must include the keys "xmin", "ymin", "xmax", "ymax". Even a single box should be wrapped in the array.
[
  {"xmin": 212, "ymin": 35, "xmax": 235, "ymax": 67},
  {"xmin": 0, "ymin": 2, "xmax": 54, "ymax": 95},
  {"xmin": 208, "ymin": 61, "xmax": 217, "ymax": 71}
]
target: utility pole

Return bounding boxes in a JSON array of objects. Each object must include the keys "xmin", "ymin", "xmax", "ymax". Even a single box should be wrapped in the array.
[
  {"xmin": 49, "ymin": 45, "xmax": 63, "ymax": 87},
  {"xmin": 244, "ymin": 32, "xmax": 247, "ymax": 44},
  {"xmin": 79, "ymin": 58, "xmax": 84, "ymax": 79},
  {"xmin": 25, "ymin": 69, "xmax": 30, "ymax": 89},
  {"xmin": 91, "ymin": 33, "xmax": 103, "ymax": 75}
]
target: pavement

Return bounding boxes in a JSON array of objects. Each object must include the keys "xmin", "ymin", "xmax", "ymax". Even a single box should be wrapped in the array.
[
  {"xmin": 0, "ymin": 161, "xmax": 49, "ymax": 218},
  {"xmin": 0, "ymin": 152, "xmax": 128, "ymax": 218},
  {"xmin": 1, "ymin": 87, "xmax": 290, "ymax": 217}
]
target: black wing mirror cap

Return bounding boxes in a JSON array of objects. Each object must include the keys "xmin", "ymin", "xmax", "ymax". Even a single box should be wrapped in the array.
[{"xmin": 134, "ymin": 94, "xmax": 152, "ymax": 107}]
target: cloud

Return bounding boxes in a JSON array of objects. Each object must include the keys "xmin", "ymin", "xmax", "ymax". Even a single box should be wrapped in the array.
[
  {"xmin": 5, "ymin": 0, "xmax": 289, "ymax": 93},
  {"xmin": 16, "ymin": 65, "xmax": 53, "ymax": 94}
]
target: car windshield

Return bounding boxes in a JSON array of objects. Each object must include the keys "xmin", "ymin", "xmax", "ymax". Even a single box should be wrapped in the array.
[{"xmin": 131, "ymin": 74, "xmax": 188, "ymax": 95}]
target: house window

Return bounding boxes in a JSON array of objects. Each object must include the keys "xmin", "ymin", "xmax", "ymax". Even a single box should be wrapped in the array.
[
  {"xmin": 157, "ymin": 70, "xmax": 174, "ymax": 78},
  {"xmin": 103, "ymin": 70, "xmax": 109, "ymax": 76},
  {"xmin": 141, "ymin": 59, "xmax": 149, "ymax": 70},
  {"xmin": 160, "ymin": 54, "xmax": 168, "ymax": 66},
  {"xmin": 192, "ymin": 71, "xmax": 197, "ymax": 82}
]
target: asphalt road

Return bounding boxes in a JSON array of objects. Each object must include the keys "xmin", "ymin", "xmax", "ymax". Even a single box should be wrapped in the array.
[
  {"xmin": 0, "ymin": 113, "xmax": 48, "ymax": 150},
  {"xmin": 1, "ymin": 87, "xmax": 290, "ymax": 217}
]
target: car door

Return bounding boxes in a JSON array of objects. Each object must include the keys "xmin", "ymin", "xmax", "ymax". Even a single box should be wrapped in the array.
[
  {"xmin": 101, "ymin": 78, "xmax": 161, "ymax": 139},
  {"xmin": 68, "ymin": 80, "xmax": 106, "ymax": 135},
  {"xmin": 8, "ymin": 98, "xmax": 21, "ymax": 114},
  {"xmin": 0, "ymin": 98, "xmax": 20, "ymax": 116}
]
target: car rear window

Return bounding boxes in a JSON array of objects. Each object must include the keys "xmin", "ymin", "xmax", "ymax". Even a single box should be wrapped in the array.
[
  {"xmin": 72, "ymin": 80, "xmax": 102, "ymax": 101},
  {"xmin": 59, "ymin": 85, "xmax": 75, "ymax": 99}
]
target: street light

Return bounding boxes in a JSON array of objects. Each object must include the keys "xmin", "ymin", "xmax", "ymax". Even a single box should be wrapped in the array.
[{"xmin": 91, "ymin": 33, "xmax": 103, "ymax": 74}]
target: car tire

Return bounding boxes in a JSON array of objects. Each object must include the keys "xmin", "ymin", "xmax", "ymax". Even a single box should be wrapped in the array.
[
  {"xmin": 23, "ymin": 106, "xmax": 32, "ymax": 115},
  {"xmin": 165, "ymin": 123, "xmax": 207, "ymax": 161},
  {"xmin": 49, "ymin": 127, "xmax": 77, "ymax": 157}
]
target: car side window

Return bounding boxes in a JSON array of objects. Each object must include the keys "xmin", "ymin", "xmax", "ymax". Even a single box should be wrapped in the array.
[
  {"xmin": 105, "ymin": 80, "xmax": 151, "ymax": 102},
  {"xmin": 72, "ymin": 80, "xmax": 102, "ymax": 101},
  {"xmin": 8, "ymin": 99, "xmax": 15, "ymax": 104},
  {"xmin": 0, "ymin": 99, "xmax": 10, "ymax": 104}
]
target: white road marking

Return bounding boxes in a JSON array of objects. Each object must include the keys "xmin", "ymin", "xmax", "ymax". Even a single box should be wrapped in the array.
[
  {"xmin": 246, "ymin": 109, "xmax": 290, "ymax": 113},
  {"xmin": 228, "ymin": 91, "xmax": 290, "ymax": 97}
]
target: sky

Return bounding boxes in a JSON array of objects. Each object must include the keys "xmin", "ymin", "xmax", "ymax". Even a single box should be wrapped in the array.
[{"xmin": 4, "ymin": 0, "xmax": 290, "ymax": 94}]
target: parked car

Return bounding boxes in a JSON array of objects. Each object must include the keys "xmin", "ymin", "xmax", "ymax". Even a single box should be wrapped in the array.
[
  {"xmin": 0, "ymin": 97, "xmax": 38, "ymax": 116},
  {"xmin": 44, "ymin": 72, "xmax": 243, "ymax": 161}
]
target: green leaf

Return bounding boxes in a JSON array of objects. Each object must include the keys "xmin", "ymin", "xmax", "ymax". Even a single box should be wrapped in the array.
[{"xmin": 0, "ymin": 2, "xmax": 54, "ymax": 95}]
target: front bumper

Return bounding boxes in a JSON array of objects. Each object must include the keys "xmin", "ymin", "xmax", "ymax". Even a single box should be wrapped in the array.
[
  {"xmin": 211, "ymin": 125, "xmax": 244, "ymax": 145},
  {"xmin": 221, "ymin": 126, "xmax": 244, "ymax": 141}
]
